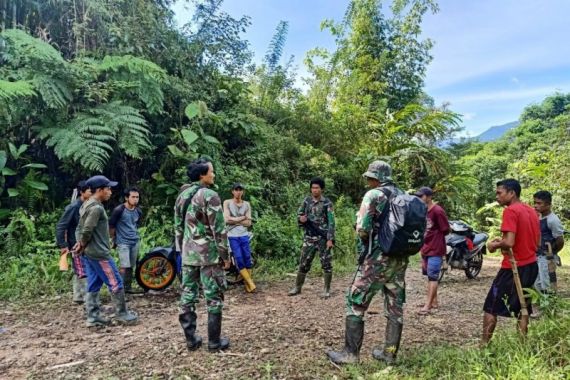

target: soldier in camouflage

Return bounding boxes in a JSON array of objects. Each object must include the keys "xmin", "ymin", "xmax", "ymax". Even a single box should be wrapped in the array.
[
  {"xmin": 175, "ymin": 158, "xmax": 231, "ymax": 352},
  {"xmin": 327, "ymin": 161, "xmax": 408, "ymax": 365},
  {"xmin": 288, "ymin": 177, "xmax": 335, "ymax": 298}
]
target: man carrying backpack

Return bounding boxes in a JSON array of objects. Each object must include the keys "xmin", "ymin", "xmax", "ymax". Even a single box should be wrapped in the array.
[{"xmin": 327, "ymin": 160, "xmax": 426, "ymax": 365}]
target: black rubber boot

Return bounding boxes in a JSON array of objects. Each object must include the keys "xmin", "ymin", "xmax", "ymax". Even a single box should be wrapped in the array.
[
  {"xmin": 179, "ymin": 306, "xmax": 202, "ymax": 351},
  {"xmin": 326, "ymin": 316, "xmax": 364, "ymax": 364},
  {"xmin": 321, "ymin": 272, "xmax": 332, "ymax": 299},
  {"xmin": 372, "ymin": 319, "xmax": 403, "ymax": 364},
  {"xmin": 111, "ymin": 289, "xmax": 139, "ymax": 325},
  {"xmin": 288, "ymin": 272, "xmax": 306, "ymax": 296},
  {"xmin": 207, "ymin": 312, "xmax": 230, "ymax": 352},
  {"xmin": 124, "ymin": 268, "xmax": 143, "ymax": 294},
  {"xmin": 85, "ymin": 292, "xmax": 110, "ymax": 327}
]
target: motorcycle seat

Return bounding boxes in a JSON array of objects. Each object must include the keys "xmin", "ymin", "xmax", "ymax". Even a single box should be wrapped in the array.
[{"xmin": 473, "ymin": 233, "xmax": 487, "ymax": 246}]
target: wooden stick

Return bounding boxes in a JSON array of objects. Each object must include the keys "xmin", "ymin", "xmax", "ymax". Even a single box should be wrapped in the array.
[
  {"xmin": 507, "ymin": 249, "xmax": 528, "ymax": 317},
  {"xmin": 47, "ymin": 360, "xmax": 85, "ymax": 371}
]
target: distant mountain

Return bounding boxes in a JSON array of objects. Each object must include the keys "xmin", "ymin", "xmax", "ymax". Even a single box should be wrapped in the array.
[
  {"xmin": 474, "ymin": 121, "xmax": 519, "ymax": 142},
  {"xmin": 441, "ymin": 121, "xmax": 519, "ymax": 147}
]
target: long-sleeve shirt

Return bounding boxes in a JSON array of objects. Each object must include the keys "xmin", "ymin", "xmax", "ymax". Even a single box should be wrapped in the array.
[
  {"xmin": 297, "ymin": 196, "xmax": 335, "ymax": 241},
  {"xmin": 175, "ymin": 185, "xmax": 228, "ymax": 266},
  {"xmin": 55, "ymin": 199, "xmax": 83, "ymax": 248},
  {"xmin": 77, "ymin": 198, "xmax": 112, "ymax": 260}
]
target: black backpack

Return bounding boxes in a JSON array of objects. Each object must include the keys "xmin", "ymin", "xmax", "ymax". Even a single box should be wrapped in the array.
[{"xmin": 377, "ymin": 186, "xmax": 427, "ymax": 257}]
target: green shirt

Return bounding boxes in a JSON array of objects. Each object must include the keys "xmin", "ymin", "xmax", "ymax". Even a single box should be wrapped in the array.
[{"xmin": 78, "ymin": 197, "xmax": 112, "ymax": 260}]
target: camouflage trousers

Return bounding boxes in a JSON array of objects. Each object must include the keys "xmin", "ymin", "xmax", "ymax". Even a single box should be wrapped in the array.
[
  {"xmin": 180, "ymin": 264, "xmax": 227, "ymax": 314},
  {"xmin": 346, "ymin": 252, "xmax": 408, "ymax": 323},
  {"xmin": 298, "ymin": 236, "xmax": 332, "ymax": 274}
]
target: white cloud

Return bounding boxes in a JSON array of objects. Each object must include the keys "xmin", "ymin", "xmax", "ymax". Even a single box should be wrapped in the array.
[
  {"xmin": 511, "ymin": 77, "xmax": 520, "ymax": 85},
  {"xmin": 462, "ymin": 112, "xmax": 476, "ymax": 121}
]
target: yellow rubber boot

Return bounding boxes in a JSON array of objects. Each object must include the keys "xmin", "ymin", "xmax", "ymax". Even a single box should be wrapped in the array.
[{"xmin": 239, "ymin": 269, "xmax": 256, "ymax": 293}]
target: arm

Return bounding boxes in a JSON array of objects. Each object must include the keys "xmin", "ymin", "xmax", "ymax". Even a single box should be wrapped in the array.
[
  {"xmin": 77, "ymin": 206, "xmax": 101, "ymax": 250},
  {"xmin": 488, "ymin": 231, "xmax": 516, "ymax": 252},
  {"xmin": 223, "ymin": 200, "xmax": 246, "ymax": 225},
  {"xmin": 438, "ymin": 208, "xmax": 451, "ymax": 235},
  {"xmin": 326, "ymin": 201, "xmax": 335, "ymax": 244},
  {"xmin": 356, "ymin": 190, "xmax": 385, "ymax": 241},
  {"xmin": 174, "ymin": 198, "xmax": 184, "ymax": 253},
  {"xmin": 207, "ymin": 193, "xmax": 229, "ymax": 262},
  {"xmin": 297, "ymin": 198, "xmax": 307, "ymax": 224},
  {"xmin": 240, "ymin": 202, "xmax": 252, "ymax": 227},
  {"xmin": 548, "ymin": 215, "xmax": 565, "ymax": 252},
  {"xmin": 108, "ymin": 205, "xmax": 122, "ymax": 241},
  {"xmin": 55, "ymin": 204, "xmax": 74, "ymax": 250}
]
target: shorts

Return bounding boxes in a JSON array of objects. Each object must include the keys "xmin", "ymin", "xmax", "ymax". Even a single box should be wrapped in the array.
[
  {"xmin": 422, "ymin": 255, "xmax": 443, "ymax": 281},
  {"xmin": 117, "ymin": 242, "xmax": 140, "ymax": 268},
  {"xmin": 483, "ymin": 262, "xmax": 538, "ymax": 318}
]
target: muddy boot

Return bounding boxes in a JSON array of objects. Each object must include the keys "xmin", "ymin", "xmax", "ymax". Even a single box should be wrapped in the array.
[
  {"xmin": 72, "ymin": 275, "xmax": 85, "ymax": 304},
  {"xmin": 111, "ymin": 289, "xmax": 139, "ymax": 325},
  {"xmin": 124, "ymin": 268, "xmax": 144, "ymax": 294},
  {"xmin": 179, "ymin": 306, "xmax": 202, "ymax": 351},
  {"xmin": 326, "ymin": 316, "xmax": 364, "ymax": 364},
  {"xmin": 85, "ymin": 292, "xmax": 110, "ymax": 327},
  {"xmin": 321, "ymin": 272, "xmax": 332, "ymax": 299},
  {"xmin": 240, "ymin": 269, "xmax": 256, "ymax": 293},
  {"xmin": 372, "ymin": 319, "xmax": 403, "ymax": 364},
  {"xmin": 288, "ymin": 272, "xmax": 306, "ymax": 296},
  {"xmin": 207, "ymin": 312, "xmax": 230, "ymax": 352}
]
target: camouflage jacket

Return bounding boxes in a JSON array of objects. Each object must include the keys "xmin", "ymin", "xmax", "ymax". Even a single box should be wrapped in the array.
[
  {"xmin": 174, "ymin": 183, "xmax": 229, "ymax": 266},
  {"xmin": 297, "ymin": 196, "xmax": 335, "ymax": 241},
  {"xmin": 356, "ymin": 184, "xmax": 402, "ymax": 261}
]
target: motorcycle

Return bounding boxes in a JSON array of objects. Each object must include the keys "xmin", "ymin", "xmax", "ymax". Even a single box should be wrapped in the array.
[
  {"xmin": 135, "ymin": 245, "xmax": 254, "ymax": 292},
  {"xmin": 438, "ymin": 220, "xmax": 488, "ymax": 282}
]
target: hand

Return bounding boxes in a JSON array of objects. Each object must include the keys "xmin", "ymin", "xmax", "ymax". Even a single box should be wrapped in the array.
[
  {"xmin": 326, "ymin": 240, "xmax": 334, "ymax": 249},
  {"xmin": 487, "ymin": 238, "xmax": 501, "ymax": 253},
  {"xmin": 222, "ymin": 259, "xmax": 231, "ymax": 270},
  {"xmin": 299, "ymin": 215, "xmax": 307, "ymax": 223},
  {"xmin": 60, "ymin": 247, "xmax": 69, "ymax": 256},
  {"xmin": 72, "ymin": 241, "xmax": 83, "ymax": 254}
]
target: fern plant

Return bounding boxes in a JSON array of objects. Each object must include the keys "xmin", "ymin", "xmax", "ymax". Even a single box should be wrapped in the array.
[{"xmin": 38, "ymin": 101, "xmax": 153, "ymax": 171}]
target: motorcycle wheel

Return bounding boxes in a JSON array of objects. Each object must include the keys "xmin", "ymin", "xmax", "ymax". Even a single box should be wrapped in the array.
[
  {"xmin": 135, "ymin": 252, "xmax": 177, "ymax": 291},
  {"xmin": 464, "ymin": 248, "xmax": 484, "ymax": 279}
]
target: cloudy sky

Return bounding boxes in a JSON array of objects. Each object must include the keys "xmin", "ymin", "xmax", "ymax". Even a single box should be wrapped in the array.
[{"xmin": 173, "ymin": 0, "xmax": 570, "ymax": 136}]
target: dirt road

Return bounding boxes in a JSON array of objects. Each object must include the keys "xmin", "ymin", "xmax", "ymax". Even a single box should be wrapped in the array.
[{"xmin": 0, "ymin": 257, "xmax": 535, "ymax": 379}]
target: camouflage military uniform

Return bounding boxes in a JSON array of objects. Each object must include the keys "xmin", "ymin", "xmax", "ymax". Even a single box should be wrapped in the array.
[
  {"xmin": 297, "ymin": 196, "xmax": 335, "ymax": 274},
  {"xmin": 346, "ymin": 185, "xmax": 408, "ymax": 323},
  {"xmin": 326, "ymin": 160, "xmax": 407, "ymax": 365},
  {"xmin": 174, "ymin": 183, "xmax": 229, "ymax": 314}
]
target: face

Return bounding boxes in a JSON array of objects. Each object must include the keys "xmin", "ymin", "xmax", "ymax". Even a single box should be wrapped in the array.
[
  {"xmin": 534, "ymin": 198, "xmax": 550, "ymax": 215},
  {"xmin": 96, "ymin": 186, "xmax": 112, "ymax": 201},
  {"xmin": 126, "ymin": 191, "xmax": 140, "ymax": 207},
  {"xmin": 232, "ymin": 188, "xmax": 244, "ymax": 199},
  {"xmin": 420, "ymin": 194, "xmax": 429, "ymax": 203},
  {"xmin": 311, "ymin": 184, "xmax": 322, "ymax": 198},
  {"xmin": 495, "ymin": 186, "xmax": 515, "ymax": 206},
  {"xmin": 200, "ymin": 162, "xmax": 215, "ymax": 186},
  {"xmin": 366, "ymin": 177, "xmax": 380, "ymax": 189}
]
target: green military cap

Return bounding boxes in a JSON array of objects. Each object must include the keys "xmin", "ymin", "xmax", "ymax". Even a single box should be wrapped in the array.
[{"xmin": 362, "ymin": 160, "xmax": 392, "ymax": 182}]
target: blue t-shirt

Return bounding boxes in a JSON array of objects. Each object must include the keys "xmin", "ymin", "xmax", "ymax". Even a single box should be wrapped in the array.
[{"xmin": 115, "ymin": 207, "xmax": 141, "ymax": 245}]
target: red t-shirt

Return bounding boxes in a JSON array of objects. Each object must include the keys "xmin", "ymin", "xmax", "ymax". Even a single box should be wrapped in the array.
[
  {"xmin": 500, "ymin": 202, "xmax": 539, "ymax": 269},
  {"xmin": 421, "ymin": 204, "xmax": 450, "ymax": 257}
]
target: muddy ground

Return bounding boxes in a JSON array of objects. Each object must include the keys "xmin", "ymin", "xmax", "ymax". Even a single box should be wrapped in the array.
[{"xmin": 1, "ymin": 256, "xmax": 566, "ymax": 379}]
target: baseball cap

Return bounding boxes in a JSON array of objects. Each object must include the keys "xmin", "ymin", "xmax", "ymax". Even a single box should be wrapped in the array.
[
  {"xmin": 85, "ymin": 175, "xmax": 118, "ymax": 189},
  {"xmin": 232, "ymin": 182, "xmax": 244, "ymax": 190},
  {"xmin": 414, "ymin": 186, "xmax": 434, "ymax": 197},
  {"xmin": 362, "ymin": 160, "xmax": 392, "ymax": 182}
]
